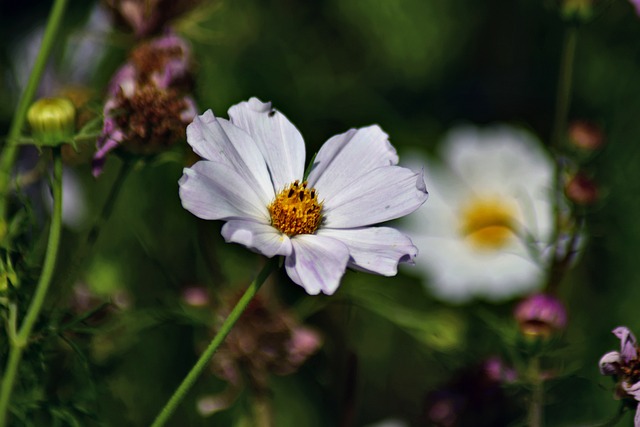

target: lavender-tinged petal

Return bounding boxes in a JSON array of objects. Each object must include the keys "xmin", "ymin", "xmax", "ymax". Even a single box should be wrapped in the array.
[
  {"xmin": 228, "ymin": 97, "xmax": 305, "ymax": 191},
  {"xmin": 91, "ymin": 138, "xmax": 120, "ymax": 177},
  {"xmin": 180, "ymin": 96, "xmax": 198, "ymax": 122},
  {"xmin": 624, "ymin": 380, "xmax": 640, "ymax": 399},
  {"xmin": 221, "ymin": 219, "xmax": 292, "ymax": 257},
  {"xmin": 186, "ymin": 110, "xmax": 274, "ymax": 204},
  {"xmin": 307, "ymin": 125, "xmax": 398, "ymax": 201},
  {"xmin": 614, "ymin": 326, "xmax": 638, "ymax": 364},
  {"xmin": 317, "ymin": 227, "xmax": 417, "ymax": 276},
  {"xmin": 179, "ymin": 161, "xmax": 270, "ymax": 222},
  {"xmin": 631, "ymin": 0, "xmax": 640, "ymax": 16},
  {"xmin": 285, "ymin": 235, "xmax": 349, "ymax": 295},
  {"xmin": 598, "ymin": 351, "xmax": 621, "ymax": 376},
  {"xmin": 635, "ymin": 403, "xmax": 640, "ymax": 427},
  {"xmin": 322, "ymin": 166, "xmax": 428, "ymax": 228},
  {"xmin": 107, "ymin": 63, "xmax": 136, "ymax": 96}
]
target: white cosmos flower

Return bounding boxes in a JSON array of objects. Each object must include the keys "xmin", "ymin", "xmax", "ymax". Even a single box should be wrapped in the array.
[
  {"xmin": 407, "ymin": 125, "xmax": 553, "ymax": 303},
  {"xmin": 179, "ymin": 98, "xmax": 428, "ymax": 295}
]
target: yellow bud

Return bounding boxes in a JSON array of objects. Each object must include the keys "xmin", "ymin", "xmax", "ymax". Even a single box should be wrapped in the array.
[{"xmin": 27, "ymin": 97, "xmax": 76, "ymax": 146}]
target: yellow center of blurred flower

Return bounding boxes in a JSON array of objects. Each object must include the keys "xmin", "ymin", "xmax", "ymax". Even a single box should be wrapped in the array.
[
  {"xmin": 459, "ymin": 197, "xmax": 517, "ymax": 250},
  {"xmin": 269, "ymin": 181, "xmax": 322, "ymax": 236}
]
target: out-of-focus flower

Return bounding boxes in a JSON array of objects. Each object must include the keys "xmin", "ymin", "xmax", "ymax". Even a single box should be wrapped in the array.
[
  {"xmin": 181, "ymin": 285, "xmax": 210, "ymax": 307},
  {"xmin": 93, "ymin": 34, "xmax": 197, "ymax": 176},
  {"xmin": 407, "ymin": 125, "xmax": 553, "ymax": 302},
  {"xmin": 599, "ymin": 326, "xmax": 640, "ymax": 426},
  {"xmin": 210, "ymin": 293, "xmax": 322, "ymax": 392},
  {"xmin": 629, "ymin": 0, "xmax": 640, "ymax": 16},
  {"xmin": 179, "ymin": 97, "xmax": 428, "ymax": 295},
  {"xmin": 484, "ymin": 356, "xmax": 518, "ymax": 384},
  {"xmin": 104, "ymin": 0, "xmax": 203, "ymax": 39},
  {"xmin": 565, "ymin": 172, "xmax": 599, "ymax": 205},
  {"xmin": 568, "ymin": 120, "xmax": 604, "ymax": 151},
  {"xmin": 27, "ymin": 97, "xmax": 76, "ymax": 146},
  {"xmin": 514, "ymin": 293, "xmax": 567, "ymax": 338},
  {"xmin": 423, "ymin": 360, "xmax": 518, "ymax": 426}
]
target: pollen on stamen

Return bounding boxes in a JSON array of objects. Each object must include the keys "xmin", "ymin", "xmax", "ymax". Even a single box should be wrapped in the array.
[{"xmin": 269, "ymin": 181, "xmax": 322, "ymax": 236}]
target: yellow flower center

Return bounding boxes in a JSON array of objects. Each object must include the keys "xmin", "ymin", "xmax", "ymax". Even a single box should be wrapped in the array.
[
  {"xmin": 459, "ymin": 197, "xmax": 517, "ymax": 250},
  {"xmin": 268, "ymin": 180, "xmax": 323, "ymax": 236}
]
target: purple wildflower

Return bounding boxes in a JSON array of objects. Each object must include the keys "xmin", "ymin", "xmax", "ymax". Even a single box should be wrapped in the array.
[
  {"xmin": 93, "ymin": 34, "xmax": 196, "ymax": 176},
  {"xmin": 599, "ymin": 326, "xmax": 640, "ymax": 426},
  {"xmin": 514, "ymin": 293, "xmax": 567, "ymax": 337}
]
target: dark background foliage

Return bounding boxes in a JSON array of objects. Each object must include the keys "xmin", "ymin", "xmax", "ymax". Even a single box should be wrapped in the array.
[{"xmin": 1, "ymin": 0, "xmax": 639, "ymax": 425}]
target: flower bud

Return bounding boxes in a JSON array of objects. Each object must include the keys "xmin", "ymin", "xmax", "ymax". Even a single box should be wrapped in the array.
[
  {"xmin": 27, "ymin": 98, "xmax": 76, "ymax": 147},
  {"xmin": 565, "ymin": 172, "xmax": 598, "ymax": 205},
  {"xmin": 568, "ymin": 121, "xmax": 604, "ymax": 151},
  {"xmin": 514, "ymin": 293, "xmax": 567, "ymax": 338}
]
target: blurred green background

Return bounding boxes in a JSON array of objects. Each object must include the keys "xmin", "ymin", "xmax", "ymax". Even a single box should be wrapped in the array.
[{"xmin": 1, "ymin": 0, "xmax": 640, "ymax": 425}]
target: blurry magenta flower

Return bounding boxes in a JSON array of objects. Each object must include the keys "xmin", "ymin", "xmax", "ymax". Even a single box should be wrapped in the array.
[
  {"xmin": 514, "ymin": 293, "xmax": 567, "ymax": 338},
  {"xmin": 484, "ymin": 356, "xmax": 518, "ymax": 384},
  {"xmin": 181, "ymin": 285, "xmax": 210, "ymax": 307},
  {"xmin": 599, "ymin": 326, "xmax": 640, "ymax": 425},
  {"xmin": 104, "ymin": 0, "xmax": 203, "ymax": 39},
  {"xmin": 407, "ymin": 125, "xmax": 553, "ymax": 302},
  {"xmin": 568, "ymin": 120, "xmax": 604, "ymax": 151},
  {"xmin": 179, "ymin": 97, "xmax": 428, "ymax": 295},
  {"xmin": 93, "ymin": 34, "xmax": 197, "ymax": 176},
  {"xmin": 629, "ymin": 0, "xmax": 640, "ymax": 16},
  {"xmin": 565, "ymin": 172, "xmax": 599, "ymax": 205}
]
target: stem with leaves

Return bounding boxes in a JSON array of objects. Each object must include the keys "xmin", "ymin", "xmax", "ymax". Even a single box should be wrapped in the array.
[
  {"xmin": 0, "ymin": 148, "xmax": 64, "ymax": 427},
  {"xmin": 0, "ymin": 0, "xmax": 69, "ymax": 228}
]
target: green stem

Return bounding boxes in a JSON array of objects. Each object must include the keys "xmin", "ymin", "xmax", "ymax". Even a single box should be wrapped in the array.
[
  {"xmin": 0, "ymin": 0, "xmax": 69, "ymax": 226},
  {"xmin": 151, "ymin": 259, "xmax": 279, "ymax": 427},
  {"xmin": 55, "ymin": 158, "xmax": 133, "ymax": 297},
  {"xmin": 0, "ymin": 148, "xmax": 64, "ymax": 427},
  {"xmin": 527, "ymin": 357, "xmax": 544, "ymax": 427},
  {"xmin": 550, "ymin": 27, "xmax": 578, "ymax": 153},
  {"xmin": 546, "ymin": 26, "xmax": 578, "ymax": 291},
  {"xmin": 87, "ymin": 159, "xmax": 133, "ymax": 247}
]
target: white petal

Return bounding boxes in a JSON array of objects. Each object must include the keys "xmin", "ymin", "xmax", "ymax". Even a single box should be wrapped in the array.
[
  {"xmin": 179, "ymin": 161, "xmax": 269, "ymax": 222},
  {"xmin": 228, "ymin": 98, "xmax": 305, "ymax": 191},
  {"xmin": 318, "ymin": 227, "xmax": 417, "ymax": 276},
  {"xmin": 411, "ymin": 233, "xmax": 543, "ymax": 303},
  {"xmin": 221, "ymin": 219, "xmax": 292, "ymax": 257},
  {"xmin": 186, "ymin": 110, "xmax": 274, "ymax": 204},
  {"xmin": 322, "ymin": 166, "xmax": 428, "ymax": 228},
  {"xmin": 307, "ymin": 125, "xmax": 398, "ymax": 201},
  {"xmin": 598, "ymin": 351, "xmax": 620, "ymax": 375},
  {"xmin": 285, "ymin": 235, "xmax": 349, "ymax": 295}
]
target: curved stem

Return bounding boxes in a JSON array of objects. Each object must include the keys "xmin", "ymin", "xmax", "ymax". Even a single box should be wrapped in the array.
[
  {"xmin": 0, "ymin": 148, "xmax": 64, "ymax": 427},
  {"xmin": 0, "ymin": 0, "xmax": 69, "ymax": 226},
  {"xmin": 151, "ymin": 258, "xmax": 279, "ymax": 427}
]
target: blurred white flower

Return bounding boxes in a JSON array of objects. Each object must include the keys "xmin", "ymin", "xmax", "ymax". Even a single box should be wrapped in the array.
[{"xmin": 407, "ymin": 125, "xmax": 554, "ymax": 302}]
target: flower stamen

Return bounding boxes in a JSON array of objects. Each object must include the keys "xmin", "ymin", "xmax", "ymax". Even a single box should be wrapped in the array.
[
  {"xmin": 269, "ymin": 181, "xmax": 322, "ymax": 236},
  {"xmin": 459, "ymin": 197, "xmax": 517, "ymax": 250}
]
